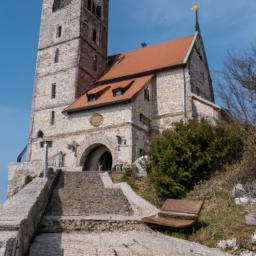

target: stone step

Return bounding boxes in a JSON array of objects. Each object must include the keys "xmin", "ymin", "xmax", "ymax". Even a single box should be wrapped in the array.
[
  {"xmin": 44, "ymin": 171, "xmax": 133, "ymax": 217},
  {"xmin": 40, "ymin": 216, "xmax": 148, "ymax": 233},
  {"xmin": 54, "ymin": 171, "xmax": 103, "ymax": 189}
]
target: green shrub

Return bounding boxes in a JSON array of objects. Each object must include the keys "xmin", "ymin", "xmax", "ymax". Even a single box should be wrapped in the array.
[{"xmin": 147, "ymin": 119, "xmax": 243, "ymax": 199}]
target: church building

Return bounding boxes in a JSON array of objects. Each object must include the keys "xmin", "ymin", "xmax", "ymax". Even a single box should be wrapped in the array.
[{"xmin": 8, "ymin": 0, "xmax": 228, "ymax": 197}]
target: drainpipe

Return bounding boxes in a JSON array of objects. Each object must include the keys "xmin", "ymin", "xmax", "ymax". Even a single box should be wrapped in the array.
[{"xmin": 183, "ymin": 67, "xmax": 188, "ymax": 123}]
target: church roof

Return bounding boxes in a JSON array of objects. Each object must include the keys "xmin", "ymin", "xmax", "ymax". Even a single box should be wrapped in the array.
[
  {"xmin": 99, "ymin": 34, "xmax": 196, "ymax": 83},
  {"xmin": 65, "ymin": 33, "xmax": 197, "ymax": 113},
  {"xmin": 64, "ymin": 75, "xmax": 153, "ymax": 113}
]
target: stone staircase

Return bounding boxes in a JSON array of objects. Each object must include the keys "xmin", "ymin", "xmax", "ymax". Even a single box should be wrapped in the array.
[
  {"xmin": 27, "ymin": 171, "xmax": 230, "ymax": 256},
  {"xmin": 44, "ymin": 171, "xmax": 132, "ymax": 217},
  {"xmin": 28, "ymin": 171, "xmax": 147, "ymax": 255}
]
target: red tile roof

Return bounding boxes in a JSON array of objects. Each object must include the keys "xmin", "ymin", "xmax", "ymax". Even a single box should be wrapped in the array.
[
  {"xmin": 64, "ymin": 75, "xmax": 153, "ymax": 113},
  {"xmin": 65, "ymin": 34, "xmax": 197, "ymax": 113},
  {"xmin": 99, "ymin": 34, "xmax": 195, "ymax": 82}
]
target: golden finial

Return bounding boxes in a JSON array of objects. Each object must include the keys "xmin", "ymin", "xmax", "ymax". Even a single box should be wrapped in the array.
[
  {"xmin": 192, "ymin": 1, "xmax": 201, "ymax": 32},
  {"xmin": 192, "ymin": 5, "xmax": 200, "ymax": 12}
]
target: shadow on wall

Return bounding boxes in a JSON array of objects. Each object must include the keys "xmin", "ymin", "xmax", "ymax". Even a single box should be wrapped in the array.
[
  {"xmin": 29, "ymin": 171, "xmax": 64, "ymax": 255},
  {"xmin": 29, "ymin": 233, "xmax": 64, "ymax": 256}
]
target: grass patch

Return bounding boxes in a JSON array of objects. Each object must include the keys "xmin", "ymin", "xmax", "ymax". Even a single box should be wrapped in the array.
[
  {"xmin": 186, "ymin": 163, "xmax": 255, "ymax": 253},
  {"xmin": 111, "ymin": 172, "xmax": 161, "ymax": 207},
  {"xmin": 111, "ymin": 162, "xmax": 255, "ymax": 254}
]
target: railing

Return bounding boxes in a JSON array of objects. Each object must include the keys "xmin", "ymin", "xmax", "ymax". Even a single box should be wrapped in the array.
[{"xmin": 48, "ymin": 151, "xmax": 65, "ymax": 168}]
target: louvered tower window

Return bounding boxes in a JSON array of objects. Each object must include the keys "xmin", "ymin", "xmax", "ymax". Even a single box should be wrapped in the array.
[{"xmin": 52, "ymin": 0, "xmax": 73, "ymax": 12}]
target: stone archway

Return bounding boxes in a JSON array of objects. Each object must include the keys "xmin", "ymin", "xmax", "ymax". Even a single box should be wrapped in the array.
[
  {"xmin": 77, "ymin": 134, "xmax": 118, "ymax": 170},
  {"xmin": 83, "ymin": 144, "xmax": 113, "ymax": 171}
]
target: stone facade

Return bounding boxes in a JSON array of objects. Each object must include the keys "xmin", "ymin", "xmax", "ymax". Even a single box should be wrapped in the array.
[{"xmin": 27, "ymin": 0, "xmax": 109, "ymax": 162}]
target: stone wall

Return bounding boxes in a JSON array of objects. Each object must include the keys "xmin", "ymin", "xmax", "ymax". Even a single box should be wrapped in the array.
[
  {"xmin": 131, "ymin": 81, "xmax": 152, "ymax": 160},
  {"xmin": 0, "ymin": 172, "xmax": 59, "ymax": 256},
  {"xmin": 39, "ymin": 0, "xmax": 81, "ymax": 49},
  {"xmin": 151, "ymin": 68, "xmax": 192, "ymax": 131},
  {"xmin": 34, "ymin": 67, "xmax": 77, "ymax": 111},
  {"xmin": 30, "ymin": 103, "xmax": 133, "ymax": 167},
  {"xmin": 8, "ymin": 161, "xmax": 44, "ymax": 198}
]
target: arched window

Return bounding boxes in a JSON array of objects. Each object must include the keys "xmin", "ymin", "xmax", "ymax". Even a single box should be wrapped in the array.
[
  {"xmin": 37, "ymin": 130, "xmax": 44, "ymax": 139},
  {"xmin": 92, "ymin": 29, "xmax": 97, "ymax": 43},
  {"xmin": 87, "ymin": 0, "xmax": 92, "ymax": 10},
  {"xmin": 54, "ymin": 49, "xmax": 59, "ymax": 63},
  {"xmin": 82, "ymin": 20, "xmax": 89, "ymax": 32},
  {"xmin": 96, "ymin": 6, "xmax": 102, "ymax": 18}
]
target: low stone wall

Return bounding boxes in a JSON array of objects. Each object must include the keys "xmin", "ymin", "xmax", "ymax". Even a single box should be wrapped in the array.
[
  {"xmin": 100, "ymin": 172, "xmax": 159, "ymax": 218},
  {"xmin": 192, "ymin": 94, "xmax": 223, "ymax": 125},
  {"xmin": 0, "ymin": 171, "xmax": 59, "ymax": 256},
  {"xmin": 8, "ymin": 161, "xmax": 44, "ymax": 198}
]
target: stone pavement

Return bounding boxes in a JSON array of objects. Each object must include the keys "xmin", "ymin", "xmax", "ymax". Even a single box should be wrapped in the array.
[{"xmin": 29, "ymin": 231, "xmax": 231, "ymax": 256}]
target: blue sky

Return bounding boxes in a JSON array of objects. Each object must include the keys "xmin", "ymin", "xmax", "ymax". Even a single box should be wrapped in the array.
[{"xmin": 0, "ymin": 0, "xmax": 256, "ymax": 203}]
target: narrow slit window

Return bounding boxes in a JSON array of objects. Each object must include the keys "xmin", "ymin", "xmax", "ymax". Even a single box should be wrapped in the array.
[
  {"xmin": 93, "ymin": 55, "xmax": 98, "ymax": 71},
  {"xmin": 51, "ymin": 111, "xmax": 55, "ymax": 125},
  {"xmin": 54, "ymin": 49, "xmax": 60, "ymax": 63},
  {"xmin": 196, "ymin": 87, "xmax": 200, "ymax": 95},
  {"xmin": 57, "ymin": 25, "xmax": 62, "ymax": 38},
  {"xmin": 200, "ymin": 72, "xmax": 205, "ymax": 82},
  {"xmin": 87, "ymin": 0, "xmax": 92, "ymax": 10},
  {"xmin": 96, "ymin": 6, "xmax": 102, "ymax": 18},
  {"xmin": 140, "ymin": 113, "xmax": 150, "ymax": 126},
  {"xmin": 92, "ymin": 29, "xmax": 97, "ymax": 43},
  {"xmin": 51, "ymin": 83, "xmax": 56, "ymax": 99},
  {"xmin": 144, "ymin": 88, "xmax": 150, "ymax": 101},
  {"xmin": 92, "ymin": 3, "xmax": 96, "ymax": 14}
]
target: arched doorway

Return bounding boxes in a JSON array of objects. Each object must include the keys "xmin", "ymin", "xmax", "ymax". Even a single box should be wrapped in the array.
[{"xmin": 83, "ymin": 144, "xmax": 113, "ymax": 171}]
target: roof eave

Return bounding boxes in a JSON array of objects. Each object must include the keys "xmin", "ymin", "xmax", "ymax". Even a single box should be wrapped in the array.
[
  {"xmin": 65, "ymin": 98, "xmax": 132, "ymax": 114},
  {"xmin": 191, "ymin": 93, "xmax": 221, "ymax": 110}
]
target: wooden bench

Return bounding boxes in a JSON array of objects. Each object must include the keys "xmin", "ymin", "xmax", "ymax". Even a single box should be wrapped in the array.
[{"xmin": 142, "ymin": 199, "xmax": 204, "ymax": 229}]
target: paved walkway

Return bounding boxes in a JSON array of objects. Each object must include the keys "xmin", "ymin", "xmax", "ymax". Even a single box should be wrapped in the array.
[{"xmin": 29, "ymin": 231, "xmax": 230, "ymax": 256}]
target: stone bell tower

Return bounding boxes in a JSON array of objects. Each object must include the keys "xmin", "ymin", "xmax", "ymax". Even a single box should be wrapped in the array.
[{"xmin": 27, "ymin": 0, "xmax": 109, "ymax": 161}]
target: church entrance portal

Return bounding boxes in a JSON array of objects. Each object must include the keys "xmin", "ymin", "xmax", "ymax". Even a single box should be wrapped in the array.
[{"xmin": 83, "ymin": 144, "xmax": 113, "ymax": 171}]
